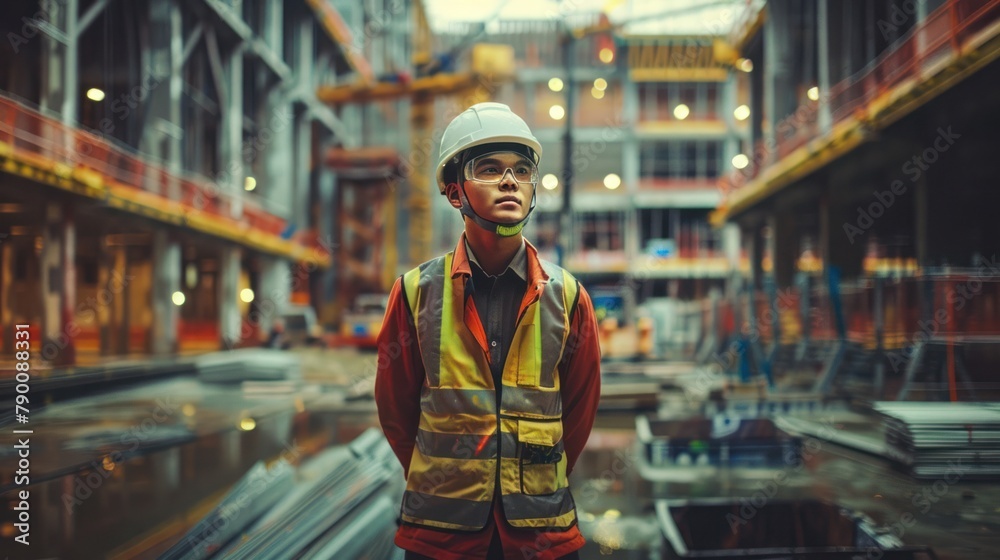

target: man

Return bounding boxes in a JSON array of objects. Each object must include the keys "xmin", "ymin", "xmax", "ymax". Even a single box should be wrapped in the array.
[{"xmin": 375, "ymin": 102, "xmax": 602, "ymax": 560}]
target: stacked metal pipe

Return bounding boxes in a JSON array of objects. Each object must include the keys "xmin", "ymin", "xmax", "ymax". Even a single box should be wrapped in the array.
[{"xmin": 158, "ymin": 428, "xmax": 404, "ymax": 560}]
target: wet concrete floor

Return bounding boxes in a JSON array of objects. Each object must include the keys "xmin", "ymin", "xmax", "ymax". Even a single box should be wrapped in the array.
[{"xmin": 2, "ymin": 349, "xmax": 999, "ymax": 559}]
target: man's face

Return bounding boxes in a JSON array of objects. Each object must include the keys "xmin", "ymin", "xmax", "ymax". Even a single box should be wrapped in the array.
[{"xmin": 450, "ymin": 151, "xmax": 536, "ymax": 224}]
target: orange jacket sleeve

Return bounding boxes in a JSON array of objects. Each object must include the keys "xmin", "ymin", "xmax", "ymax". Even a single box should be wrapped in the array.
[
  {"xmin": 558, "ymin": 285, "xmax": 602, "ymax": 476},
  {"xmin": 374, "ymin": 276, "xmax": 424, "ymax": 478}
]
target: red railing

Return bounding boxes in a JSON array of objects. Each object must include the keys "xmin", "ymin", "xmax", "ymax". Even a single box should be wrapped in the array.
[
  {"xmin": 0, "ymin": 95, "xmax": 293, "ymax": 240},
  {"xmin": 724, "ymin": 0, "xmax": 1000, "ymax": 193}
]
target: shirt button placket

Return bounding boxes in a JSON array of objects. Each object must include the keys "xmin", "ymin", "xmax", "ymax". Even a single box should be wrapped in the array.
[{"xmin": 489, "ymin": 282, "xmax": 501, "ymax": 372}]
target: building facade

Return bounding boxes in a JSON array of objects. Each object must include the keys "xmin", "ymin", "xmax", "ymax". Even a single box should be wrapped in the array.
[
  {"xmin": 0, "ymin": 0, "xmax": 414, "ymax": 363},
  {"xmin": 434, "ymin": 11, "xmax": 747, "ymax": 358}
]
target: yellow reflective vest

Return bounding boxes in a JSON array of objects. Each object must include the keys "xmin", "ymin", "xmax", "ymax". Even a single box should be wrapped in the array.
[{"xmin": 399, "ymin": 247, "xmax": 581, "ymax": 532}]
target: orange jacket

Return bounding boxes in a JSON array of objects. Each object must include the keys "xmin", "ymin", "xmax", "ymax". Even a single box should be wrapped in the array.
[{"xmin": 375, "ymin": 234, "xmax": 602, "ymax": 560}]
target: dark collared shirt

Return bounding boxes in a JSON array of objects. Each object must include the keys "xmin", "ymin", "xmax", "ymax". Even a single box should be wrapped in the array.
[{"xmin": 465, "ymin": 239, "xmax": 528, "ymax": 388}]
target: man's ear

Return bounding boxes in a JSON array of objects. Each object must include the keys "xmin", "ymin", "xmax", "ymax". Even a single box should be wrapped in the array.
[{"xmin": 445, "ymin": 183, "xmax": 463, "ymax": 209}]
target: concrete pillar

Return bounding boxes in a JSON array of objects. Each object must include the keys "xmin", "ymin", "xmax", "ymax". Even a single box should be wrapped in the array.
[
  {"xmin": 257, "ymin": 256, "xmax": 290, "ymax": 338},
  {"xmin": 622, "ymin": 77, "xmax": 640, "ymax": 270},
  {"xmin": 264, "ymin": 97, "xmax": 295, "ymax": 219},
  {"xmin": 291, "ymin": 106, "xmax": 311, "ymax": 229},
  {"xmin": 265, "ymin": 0, "xmax": 282, "ymax": 52},
  {"xmin": 762, "ymin": 0, "xmax": 785, "ymax": 153},
  {"xmin": 151, "ymin": 231, "xmax": 181, "ymax": 355},
  {"xmin": 723, "ymin": 70, "xmax": 742, "ymax": 166},
  {"xmin": 96, "ymin": 240, "xmax": 129, "ymax": 356},
  {"xmin": 317, "ymin": 162, "xmax": 337, "ymax": 305},
  {"xmin": 771, "ymin": 209, "xmax": 798, "ymax": 287},
  {"xmin": 39, "ymin": 0, "xmax": 78, "ymax": 125},
  {"xmin": 218, "ymin": 245, "xmax": 242, "ymax": 348},
  {"xmin": 142, "ymin": 0, "xmax": 184, "ymax": 199},
  {"xmin": 222, "ymin": 47, "xmax": 244, "ymax": 220},
  {"xmin": 95, "ymin": 235, "xmax": 113, "ymax": 356},
  {"xmin": 816, "ymin": 0, "xmax": 833, "ymax": 132},
  {"xmin": 41, "ymin": 203, "xmax": 76, "ymax": 366}
]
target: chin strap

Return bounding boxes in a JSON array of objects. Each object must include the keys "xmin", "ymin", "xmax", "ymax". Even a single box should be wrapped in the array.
[{"xmin": 457, "ymin": 185, "xmax": 536, "ymax": 237}]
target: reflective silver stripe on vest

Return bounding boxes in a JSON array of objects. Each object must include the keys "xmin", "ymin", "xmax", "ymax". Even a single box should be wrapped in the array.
[
  {"xmin": 537, "ymin": 260, "xmax": 569, "ymax": 388},
  {"xmin": 503, "ymin": 386, "xmax": 562, "ymax": 417},
  {"xmin": 422, "ymin": 387, "xmax": 495, "ymax": 415},
  {"xmin": 409, "ymin": 257, "xmax": 447, "ymax": 387},
  {"xmin": 402, "ymin": 491, "xmax": 493, "ymax": 529},
  {"xmin": 417, "ymin": 429, "xmax": 499, "ymax": 459},
  {"xmin": 503, "ymin": 487, "xmax": 577, "ymax": 521}
]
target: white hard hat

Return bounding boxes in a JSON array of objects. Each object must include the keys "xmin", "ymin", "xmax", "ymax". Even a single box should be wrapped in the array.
[{"xmin": 435, "ymin": 102, "xmax": 542, "ymax": 194}]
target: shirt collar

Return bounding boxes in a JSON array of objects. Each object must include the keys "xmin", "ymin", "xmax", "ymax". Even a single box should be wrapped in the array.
[
  {"xmin": 465, "ymin": 236, "xmax": 528, "ymax": 281},
  {"xmin": 451, "ymin": 232, "xmax": 549, "ymax": 287}
]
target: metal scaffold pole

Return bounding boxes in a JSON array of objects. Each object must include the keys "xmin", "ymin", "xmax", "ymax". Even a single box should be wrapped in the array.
[
  {"xmin": 409, "ymin": 92, "xmax": 433, "ymax": 265},
  {"xmin": 559, "ymin": 34, "xmax": 575, "ymax": 268}
]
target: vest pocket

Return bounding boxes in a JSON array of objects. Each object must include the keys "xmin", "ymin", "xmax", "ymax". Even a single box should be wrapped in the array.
[{"xmin": 517, "ymin": 419, "xmax": 562, "ymax": 495}]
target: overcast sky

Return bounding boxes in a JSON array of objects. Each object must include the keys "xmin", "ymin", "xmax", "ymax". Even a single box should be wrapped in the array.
[{"xmin": 423, "ymin": 0, "xmax": 748, "ymax": 36}]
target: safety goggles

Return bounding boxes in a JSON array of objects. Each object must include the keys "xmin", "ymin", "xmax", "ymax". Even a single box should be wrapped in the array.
[{"xmin": 464, "ymin": 151, "xmax": 538, "ymax": 185}]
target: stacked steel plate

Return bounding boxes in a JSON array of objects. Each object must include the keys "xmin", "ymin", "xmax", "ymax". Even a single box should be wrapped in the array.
[
  {"xmin": 194, "ymin": 349, "xmax": 302, "ymax": 383},
  {"xmin": 158, "ymin": 428, "xmax": 404, "ymax": 560},
  {"xmin": 875, "ymin": 402, "xmax": 1000, "ymax": 479}
]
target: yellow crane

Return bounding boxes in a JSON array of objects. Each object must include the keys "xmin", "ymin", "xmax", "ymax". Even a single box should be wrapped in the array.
[{"xmin": 316, "ymin": 0, "xmax": 514, "ymax": 270}]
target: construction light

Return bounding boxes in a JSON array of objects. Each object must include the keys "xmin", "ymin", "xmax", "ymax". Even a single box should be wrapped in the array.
[
  {"xmin": 737, "ymin": 58, "xmax": 753, "ymax": 72},
  {"xmin": 734, "ymin": 104, "xmax": 750, "ymax": 121},
  {"xmin": 240, "ymin": 288, "xmax": 255, "ymax": 303},
  {"xmin": 593, "ymin": 78, "xmax": 608, "ymax": 91},
  {"xmin": 239, "ymin": 417, "xmax": 256, "ymax": 431},
  {"xmin": 807, "ymin": 86, "xmax": 820, "ymax": 101},
  {"xmin": 549, "ymin": 104, "xmax": 565, "ymax": 120},
  {"xmin": 604, "ymin": 173, "xmax": 621, "ymax": 190},
  {"xmin": 591, "ymin": 87, "xmax": 605, "ymax": 99},
  {"xmin": 548, "ymin": 77, "xmax": 564, "ymax": 92},
  {"xmin": 244, "ymin": 176, "xmax": 257, "ymax": 191},
  {"xmin": 542, "ymin": 174, "xmax": 559, "ymax": 190},
  {"xmin": 599, "ymin": 48, "xmax": 614, "ymax": 63},
  {"xmin": 732, "ymin": 154, "xmax": 750, "ymax": 169},
  {"xmin": 171, "ymin": 291, "xmax": 186, "ymax": 306},
  {"xmin": 86, "ymin": 88, "xmax": 105, "ymax": 102},
  {"xmin": 673, "ymin": 104, "xmax": 690, "ymax": 120}
]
